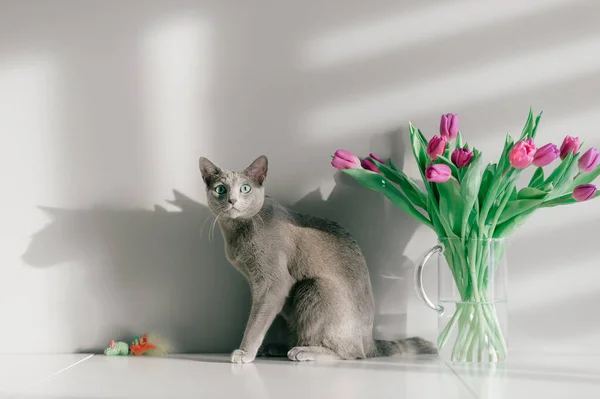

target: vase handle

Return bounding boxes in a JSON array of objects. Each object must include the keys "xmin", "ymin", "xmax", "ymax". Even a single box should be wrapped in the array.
[{"xmin": 414, "ymin": 244, "xmax": 445, "ymax": 315}]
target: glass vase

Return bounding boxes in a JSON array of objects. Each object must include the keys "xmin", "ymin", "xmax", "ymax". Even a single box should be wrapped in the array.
[{"xmin": 414, "ymin": 238, "xmax": 508, "ymax": 363}]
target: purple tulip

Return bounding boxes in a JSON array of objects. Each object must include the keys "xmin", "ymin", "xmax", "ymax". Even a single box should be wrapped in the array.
[
  {"xmin": 331, "ymin": 149, "xmax": 361, "ymax": 170},
  {"xmin": 369, "ymin": 153, "xmax": 385, "ymax": 164},
  {"xmin": 425, "ymin": 164, "xmax": 451, "ymax": 183},
  {"xmin": 573, "ymin": 184, "xmax": 597, "ymax": 202},
  {"xmin": 427, "ymin": 135, "xmax": 447, "ymax": 160},
  {"xmin": 361, "ymin": 158, "xmax": 380, "ymax": 173},
  {"xmin": 451, "ymin": 148, "xmax": 474, "ymax": 168},
  {"xmin": 440, "ymin": 113, "xmax": 459, "ymax": 139},
  {"xmin": 578, "ymin": 148, "xmax": 600, "ymax": 173},
  {"xmin": 559, "ymin": 136, "xmax": 580, "ymax": 160},
  {"xmin": 533, "ymin": 143, "xmax": 560, "ymax": 167}
]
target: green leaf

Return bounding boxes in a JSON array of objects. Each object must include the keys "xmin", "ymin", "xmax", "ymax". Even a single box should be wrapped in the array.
[
  {"xmin": 531, "ymin": 111, "xmax": 543, "ymax": 140},
  {"xmin": 484, "ymin": 170, "xmax": 519, "ymax": 228},
  {"xmin": 428, "ymin": 192, "xmax": 459, "ymax": 239},
  {"xmin": 455, "ymin": 132, "xmax": 463, "ymax": 149},
  {"xmin": 509, "ymin": 187, "xmax": 517, "ymax": 201},
  {"xmin": 497, "ymin": 134, "xmax": 515, "ymax": 172},
  {"xmin": 520, "ymin": 107, "xmax": 535, "ymax": 140},
  {"xmin": 478, "ymin": 163, "xmax": 496, "ymax": 206},
  {"xmin": 572, "ymin": 164, "xmax": 600, "ymax": 188},
  {"xmin": 497, "ymin": 199, "xmax": 543, "ymax": 224},
  {"xmin": 373, "ymin": 160, "xmax": 428, "ymax": 210},
  {"xmin": 388, "ymin": 158, "xmax": 399, "ymax": 172},
  {"xmin": 494, "ymin": 207, "xmax": 537, "ymax": 238},
  {"xmin": 426, "ymin": 195, "xmax": 447, "ymax": 237},
  {"xmin": 528, "ymin": 167, "xmax": 544, "ymax": 188},
  {"xmin": 409, "ymin": 123, "xmax": 428, "ymax": 174},
  {"xmin": 437, "ymin": 180, "xmax": 463, "ymax": 235},
  {"xmin": 436, "ymin": 154, "xmax": 459, "ymax": 178},
  {"xmin": 417, "ymin": 128, "xmax": 428, "ymax": 147},
  {"xmin": 459, "ymin": 153, "xmax": 482, "ymax": 238},
  {"xmin": 544, "ymin": 152, "xmax": 574, "ymax": 187},
  {"xmin": 547, "ymin": 153, "xmax": 581, "ymax": 199},
  {"xmin": 342, "ymin": 168, "xmax": 432, "ymax": 228},
  {"xmin": 517, "ymin": 187, "xmax": 549, "ymax": 200}
]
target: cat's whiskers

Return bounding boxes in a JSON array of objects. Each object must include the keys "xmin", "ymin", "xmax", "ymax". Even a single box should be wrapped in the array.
[
  {"xmin": 200, "ymin": 213, "xmax": 216, "ymax": 240},
  {"xmin": 210, "ymin": 211, "xmax": 223, "ymax": 242}
]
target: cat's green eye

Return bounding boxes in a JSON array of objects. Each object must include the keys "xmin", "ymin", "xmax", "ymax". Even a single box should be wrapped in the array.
[
  {"xmin": 215, "ymin": 185, "xmax": 227, "ymax": 195},
  {"xmin": 240, "ymin": 184, "xmax": 251, "ymax": 194}
]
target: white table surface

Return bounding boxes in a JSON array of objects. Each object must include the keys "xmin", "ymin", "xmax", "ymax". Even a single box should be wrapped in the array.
[{"xmin": 1, "ymin": 352, "xmax": 599, "ymax": 398}]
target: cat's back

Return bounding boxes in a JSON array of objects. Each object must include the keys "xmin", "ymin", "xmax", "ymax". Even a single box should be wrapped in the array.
[
  {"xmin": 266, "ymin": 198, "xmax": 359, "ymax": 248},
  {"xmin": 265, "ymin": 198, "xmax": 367, "ymax": 276}
]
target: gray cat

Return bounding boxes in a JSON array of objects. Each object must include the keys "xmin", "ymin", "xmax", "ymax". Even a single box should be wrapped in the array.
[{"xmin": 199, "ymin": 155, "xmax": 436, "ymax": 363}]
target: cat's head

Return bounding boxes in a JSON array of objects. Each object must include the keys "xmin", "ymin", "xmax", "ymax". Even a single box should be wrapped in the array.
[{"xmin": 198, "ymin": 155, "xmax": 268, "ymax": 219}]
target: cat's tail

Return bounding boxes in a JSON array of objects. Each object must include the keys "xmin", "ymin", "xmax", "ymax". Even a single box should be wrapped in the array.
[{"xmin": 374, "ymin": 337, "xmax": 437, "ymax": 357}]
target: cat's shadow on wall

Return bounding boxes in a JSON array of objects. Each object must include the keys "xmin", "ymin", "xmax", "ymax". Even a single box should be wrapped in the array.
[{"xmin": 22, "ymin": 136, "xmax": 419, "ymax": 352}]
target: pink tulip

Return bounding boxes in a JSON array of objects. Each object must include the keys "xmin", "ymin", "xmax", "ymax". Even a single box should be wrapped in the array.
[
  {"xmin": 331, "ymin": 149, "xmax": 361, "ymax": 170},
  {"xmin": 533, "ymin": 143, "xmax": 560, "ymax": 167},
  {"xmin": 509, "ymin": 139, "xmax": 536, "ymax": 169},
  {"xmin": 559, "ymin": 136, "xmax": 580, "ymax": 160},
  {"xmin": 425, "ymin": 164, "xmax": 451, "ymax": 183},
  {"xmin": 578, "ymin": 148, "xmax": 600, "ymax": 173},
  {"xmin": 451, "ymin": 148, "xmax": 474, "ymax": 168},
  {"xmin": 573, "ymin": 184, "xmax": 597, "ymax": 202},
  {"xmin": 427, "ymin": 135, "xmax": 447, "ymax": 160},
  {"xmin": 369, "ymin": 153, "xmax": 385, "ymax": 164},
  {"xmin": 361, "ymin": 158, "xmax": 380, "ymax": 173},
  {"xmin": 440, "ymin": 113, "xmax": 459, "ymax": 139}
]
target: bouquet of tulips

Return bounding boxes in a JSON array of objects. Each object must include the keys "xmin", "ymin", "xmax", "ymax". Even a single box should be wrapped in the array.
[{"xmin": 331, "ymin": 109, "xmax": 600, "ymax": 362}]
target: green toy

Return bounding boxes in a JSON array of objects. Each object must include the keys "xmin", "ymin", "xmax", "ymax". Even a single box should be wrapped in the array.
[
  {"xmin": 104, "ymin": 340, "xmax": 130, "ymax": 356},
  {"xmin": 104, "ymin": 333, "xmax": 170, "ymax": 357}
]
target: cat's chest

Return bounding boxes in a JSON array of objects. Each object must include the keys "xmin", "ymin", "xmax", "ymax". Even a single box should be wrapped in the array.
[{"xmin": 223, "ymin": 229, "xmax": 256, "ymax": 269}]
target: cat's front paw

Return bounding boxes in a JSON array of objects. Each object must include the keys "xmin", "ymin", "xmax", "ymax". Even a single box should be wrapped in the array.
[{"xmin": 231, "ymin": 349, "xmax": 255, "ymax": 364}]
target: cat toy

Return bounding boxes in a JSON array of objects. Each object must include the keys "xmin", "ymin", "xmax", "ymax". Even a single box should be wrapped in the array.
[{"xmin": 104, "ymin": 333, "xmax": 170, "ymax": 357}]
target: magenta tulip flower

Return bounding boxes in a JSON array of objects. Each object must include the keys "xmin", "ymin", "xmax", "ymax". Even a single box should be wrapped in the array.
[
  {"xmin": 369, "ymin": 153, "xmax": 385, "ymax": 164},
  {"xmin": 559, "ymin": 136, "xmax": 580, "ymax": 160},
  {"xmin": 331, "ymin": 149, "xmax": 361, "ymax": 170},
  {"xmin": 533, "ymin": 143, "xmax": 560, "ymax": 167},
  {"xmin": 425, "ymin": 164, "xmax": 451, "ymax": 183},
  {"xmin": 440, "ymin": 113, "xmax": 459, "ymax": 139},
  {"xmin": 451, "ymin": 148, "xmax": 474, "ymax": 168},
  {"xmin": 578, "ymin": 148, "xmax": 600, "ymax": 173},
  {"xmin": 427, "ymin": 135, "xmax": 447, "ymax": 160},
  {"xmin": 509, "ymin": 138, "xmax": 536, "ymax": 169},
  {"xmin": 361, "ymin": 158, "xmax": 380, "ymax": 173},
  {"xmin": 573, "ymin": 184, "xmax": 597, "ymax": 202}
]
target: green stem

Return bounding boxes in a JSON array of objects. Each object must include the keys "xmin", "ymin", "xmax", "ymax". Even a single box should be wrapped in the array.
[{"xmin": 438, "ymin": 304, "xmax": 464, "ymax": 350}]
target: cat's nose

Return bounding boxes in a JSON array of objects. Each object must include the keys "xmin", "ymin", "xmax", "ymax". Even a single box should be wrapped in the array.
[{"xmin": 228, "ymin": 198, "xmax": 238, "ymax": 205}]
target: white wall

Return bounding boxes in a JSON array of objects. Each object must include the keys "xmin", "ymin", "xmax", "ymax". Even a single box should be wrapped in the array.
[{"xmin": 1, "ymin": 0, "xmax": 599, "ymax": 354}]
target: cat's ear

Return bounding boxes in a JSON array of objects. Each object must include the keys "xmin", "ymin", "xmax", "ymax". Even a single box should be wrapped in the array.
[
  {"xmin": 245, "ymin": 155, "xmax": 268, "ymax": 185},
  {"xmin": 199, "ymin": 157, "xmax": 222, "ymax": 185}
]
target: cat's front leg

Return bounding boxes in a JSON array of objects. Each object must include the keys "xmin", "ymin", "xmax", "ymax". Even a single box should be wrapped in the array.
[{"xmin": 231, "ymin": 278, "xmax": 291, "ymax": 364}]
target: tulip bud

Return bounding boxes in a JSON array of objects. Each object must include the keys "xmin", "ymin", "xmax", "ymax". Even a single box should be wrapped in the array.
[
  {"xmin": 559, "ymin": 136, "xmax": 580, "ymax": 160},
  {"xmin": 532, "ymin": 143, "xmax": 560, "ymax": 167},
  {"xmin": 425, "ymin": 164, "xmax": 451, "ymax": 183},
  {"xmin": 451, "ymin": 148, "xmax": 474, "ymax": 168},
  {"xmin": 361, "ymin": 158, "xmax": 380, "ymax": 173},
  {"xmin": 573, "ymin": 184, "xmax": 597, "ymax": 202},
  {"xmin": 368, "ymin": 153, "xmax": 384, "ymax": 164},
  {"xmin": 427, "ymin": 136, "xmax": 447, "ymax": 160},
  {"xmin": 578, "ymin": 148, "xmax": 600, "ymax": 173},
  {"xmin": 440, "ymin": 113, "xmax": 459, "ymax": 139},
  {"xmin": 331, "ymin": 149, "xmax": 361, "ymax": 170},
  {"xmin": 509, "ymin": 139, "xmax": 536, "ymax": 169}
]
